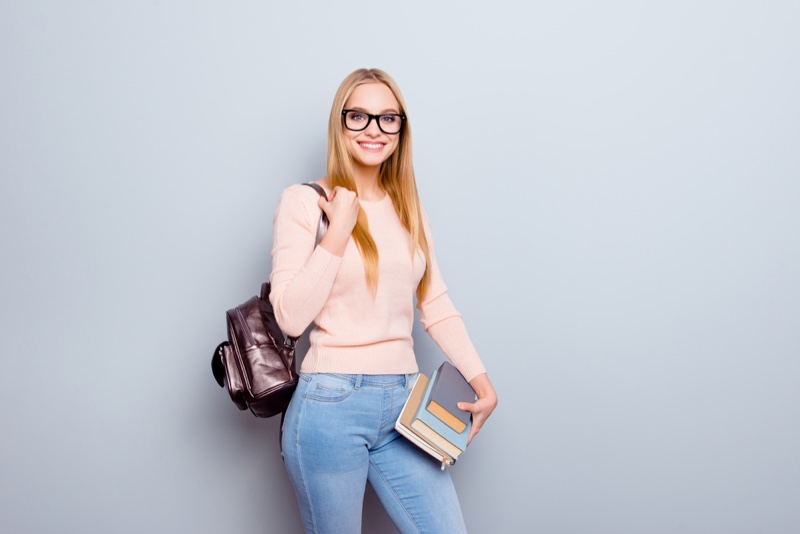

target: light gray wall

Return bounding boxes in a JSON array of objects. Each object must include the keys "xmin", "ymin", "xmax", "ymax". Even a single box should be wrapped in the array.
[{"xmin": 1, "ymin": 1, "xmax": 798, "ymax": 533}]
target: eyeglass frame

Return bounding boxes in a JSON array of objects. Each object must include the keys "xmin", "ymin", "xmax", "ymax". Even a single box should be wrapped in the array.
[{"xmin": 341, "ymin": 109, "xmax": 406, "ymax": 135}]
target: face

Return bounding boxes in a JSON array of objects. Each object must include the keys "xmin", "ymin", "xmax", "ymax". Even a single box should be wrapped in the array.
[{"xmin": 342, "ymin": 83, "xmax": 402, "ymax": 172}]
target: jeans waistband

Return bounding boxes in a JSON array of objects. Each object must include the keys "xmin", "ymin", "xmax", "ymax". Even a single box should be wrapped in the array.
[{"xmin": 324, "ymin": 373, "xmax": 417, "ymax": 388}]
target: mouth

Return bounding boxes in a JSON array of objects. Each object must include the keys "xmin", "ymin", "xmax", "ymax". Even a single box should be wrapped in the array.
[{"xmin": 358, "ymin": 141, "xmax": 386, "ymax": 152}]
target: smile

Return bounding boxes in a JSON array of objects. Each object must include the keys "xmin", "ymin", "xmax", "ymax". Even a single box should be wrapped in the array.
[{"xmin": 358, "ymin": 142, "xmax": 385, "ymax": 151}]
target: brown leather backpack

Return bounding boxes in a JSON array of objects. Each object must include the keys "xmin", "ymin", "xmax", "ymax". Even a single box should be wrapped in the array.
[{"xmin": 211, "ymin": 183, "xmax": 328, "ymax": 417}]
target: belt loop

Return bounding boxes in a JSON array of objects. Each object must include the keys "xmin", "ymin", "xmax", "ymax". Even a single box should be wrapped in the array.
[{"xmin": 354, "ymin": 374, "xmax": 362, "ymax": 390}]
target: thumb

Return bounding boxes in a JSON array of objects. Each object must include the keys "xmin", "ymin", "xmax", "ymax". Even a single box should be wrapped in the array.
[
  {"xmin": 318, "ymin": 196, "xmax": 330, "ymax": 213},
  {"xmin": 457, "ymin": 401, "xmax": 476, "ymax": 414}
]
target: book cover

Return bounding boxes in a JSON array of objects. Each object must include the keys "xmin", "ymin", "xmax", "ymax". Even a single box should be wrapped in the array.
[
  {"xmin": 395, "ymin": 373, "xmax": 454, "ymax": 467},
  {"xmin": 425, "ymin": 361, "xmax": 476, "ymax": 433},
  {"xmin": 414, "ymin": 368, "xmax": 470, "ymax": 452}
]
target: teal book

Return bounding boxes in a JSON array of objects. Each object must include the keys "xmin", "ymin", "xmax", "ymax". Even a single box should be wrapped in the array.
[{"xmin": 412, "ymin": 369, "xmax": 470, "ymax": 453}]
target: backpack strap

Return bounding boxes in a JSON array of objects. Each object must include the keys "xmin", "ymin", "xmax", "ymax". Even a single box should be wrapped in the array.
[
  {"xmin": 303, "ymin": 182, "xmax": 329, "ymax": 245},
  {"xmin": 303, "ymin": 181, "xmax": 329, "ymax": 202}
]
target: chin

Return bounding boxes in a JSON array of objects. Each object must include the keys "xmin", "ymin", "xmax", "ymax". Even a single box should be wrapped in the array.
[
  {"xmin": 349, "ymin": 148, "xmax": 394, "ymax": 169},
  {"xmin": 357, "ymin": 156, "xmax": 388, "ymax": 167}
]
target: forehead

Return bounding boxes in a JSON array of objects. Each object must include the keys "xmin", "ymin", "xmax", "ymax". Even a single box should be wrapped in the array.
[{"xmin": 345, "ymin": 83, "xmax": 399, "ymax": 112}]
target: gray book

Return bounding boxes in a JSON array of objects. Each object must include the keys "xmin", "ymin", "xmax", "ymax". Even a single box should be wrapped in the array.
[{"xmin": 425, "ymin": 362, "xmax": 476, "ymax": 434}]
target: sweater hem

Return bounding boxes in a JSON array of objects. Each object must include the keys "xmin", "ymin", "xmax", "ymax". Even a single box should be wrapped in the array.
[{"xmin": 300, "ymin": 345, "xmax": 419, "ymax": 376}]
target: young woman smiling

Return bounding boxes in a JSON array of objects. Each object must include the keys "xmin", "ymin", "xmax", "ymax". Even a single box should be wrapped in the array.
[{"xmin": 270, "ymin": 68, "xmax": 497, "ymax": 534}]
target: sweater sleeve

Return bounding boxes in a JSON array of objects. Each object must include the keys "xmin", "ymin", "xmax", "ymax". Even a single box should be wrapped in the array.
[
  {"xmin": 269, "ymin": 185, "xmax": 342, "ymax": 337},
  {"xmin": 418, "ymin": 212, "xmax": 487, "ymax": 382}
]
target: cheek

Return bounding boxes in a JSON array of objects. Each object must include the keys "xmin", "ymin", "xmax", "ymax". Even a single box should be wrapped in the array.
[
  {"xmin": 386, "ymin": 138, "xmax": 400, "ymax": 157},
  {"xmin": 343, "ymin": 133, "xmax": 360, "ymax": 157}
]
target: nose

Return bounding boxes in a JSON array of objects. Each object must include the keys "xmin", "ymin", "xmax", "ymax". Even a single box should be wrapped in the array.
[{"xmin": 364, "ymin": 117, "xmax": 381, "ymax": 136}]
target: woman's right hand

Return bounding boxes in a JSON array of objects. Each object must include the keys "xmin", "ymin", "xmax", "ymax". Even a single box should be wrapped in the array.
[{"xmin": 318, "ymin": 186, "xmax": 359, "ymax": 256}]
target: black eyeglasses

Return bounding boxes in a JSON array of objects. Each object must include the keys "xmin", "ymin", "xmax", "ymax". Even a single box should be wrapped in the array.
[{"xmin": 342, "ymin": 109, "xmax": 406, "ymax": 135}]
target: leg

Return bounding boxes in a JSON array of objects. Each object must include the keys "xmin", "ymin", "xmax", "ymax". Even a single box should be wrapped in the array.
[
  {"xmin": 367, "ymin": 412, "xmax": 467, "ymax": 532},
  {"xmin": 282, "ymin": 374, "xmax": 371, "ymax": 534}
]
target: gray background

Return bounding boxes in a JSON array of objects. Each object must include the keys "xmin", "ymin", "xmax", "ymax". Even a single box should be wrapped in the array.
[{"xmin": 1, "ymin": 1, "xmax": 798, "ymax": 533}]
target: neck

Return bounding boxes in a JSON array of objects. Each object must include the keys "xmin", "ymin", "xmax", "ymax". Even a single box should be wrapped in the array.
[{"xmin": 351, "ymin": 162, "xmax": 384, "ymax": 201}]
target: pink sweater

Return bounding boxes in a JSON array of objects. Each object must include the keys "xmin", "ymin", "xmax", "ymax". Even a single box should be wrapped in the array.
[{"xmin": 269, "ymin": 184, "xmax": 486, "ymax": 382}]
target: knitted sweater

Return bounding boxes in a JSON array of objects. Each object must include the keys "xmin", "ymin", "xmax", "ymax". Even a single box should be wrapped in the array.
[{"xmin": 269, "ymin": 184, "xmax": 486, "ymax": 382}]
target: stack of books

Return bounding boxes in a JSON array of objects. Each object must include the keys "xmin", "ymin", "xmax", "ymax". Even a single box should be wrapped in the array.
[{"xmin": 395, "ymin": 361, "xmax": 477, "ymax": 469}]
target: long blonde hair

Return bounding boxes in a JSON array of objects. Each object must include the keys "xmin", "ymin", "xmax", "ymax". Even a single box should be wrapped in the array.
[{"xmin": 327, "ymin": 68, "xmax": 432, "ymax": 302}]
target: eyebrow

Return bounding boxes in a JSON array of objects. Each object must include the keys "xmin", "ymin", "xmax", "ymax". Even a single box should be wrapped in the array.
[{"xmin": 348, "ymin": 106, "xmax": 400, "ymax": 114}]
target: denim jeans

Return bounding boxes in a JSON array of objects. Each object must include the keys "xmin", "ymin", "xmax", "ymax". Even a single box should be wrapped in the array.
[{"xmin": 281, "ymin": 373, "xmax": 468, "ymax": 534}]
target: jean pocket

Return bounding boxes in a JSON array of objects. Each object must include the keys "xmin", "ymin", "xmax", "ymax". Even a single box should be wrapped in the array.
[
  {"xmin": 304, "ymin": 374, "xmax": 354, "ymax": 403},
  {"xmin": 406, "ymin": 372, "xmax": 420, "ymax": 392}
]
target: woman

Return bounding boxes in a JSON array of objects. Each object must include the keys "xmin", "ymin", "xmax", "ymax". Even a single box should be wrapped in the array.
[{"xmin": 270, "ymin": 68, "xmax": 497, "ymax": 534}]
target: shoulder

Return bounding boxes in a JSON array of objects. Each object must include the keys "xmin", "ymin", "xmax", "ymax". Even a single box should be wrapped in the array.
[
  {"xmin": 278, "ymin": 183, "xmax": 324, "ymax": 209},
  {"xmin": 275, "ymin": 183, "xmax": 325, "ymax": 226},
  {"xmin": 418, "ymin": 203, "xmax": 433, "ymax": 236},
  {"xmin": 281, "ymin": 182, "xmax": 324, "ymax": 200}
]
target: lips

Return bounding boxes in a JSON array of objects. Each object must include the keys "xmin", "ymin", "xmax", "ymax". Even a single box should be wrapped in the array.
[{"xmin": 358, "ymin": 141, "xmax": 385, "ymax": 152}]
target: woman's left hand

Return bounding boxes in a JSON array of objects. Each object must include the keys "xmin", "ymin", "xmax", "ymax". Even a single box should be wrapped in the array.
[{"xmin": 458, "ymin": 373, "xmax": 498, "ymax": 446}]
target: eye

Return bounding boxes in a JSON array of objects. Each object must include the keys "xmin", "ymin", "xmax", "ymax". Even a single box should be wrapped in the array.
[
  {"xmin": 349, "ymin": 112, "xmax": 367, "ymax": 121},
  {"xmin": 380, "ymin": 115, "xmax": 398, "ymax": 124}
]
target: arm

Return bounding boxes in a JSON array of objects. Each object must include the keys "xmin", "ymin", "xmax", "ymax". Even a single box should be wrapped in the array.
[
  {"xmin": 269, "ymin": 185, "xmax": 360, "ymax": 336},
  {"xmin": 417, "ymin": 213, "xmax": 497, "ymax": 443},
  {"xmin": 418, "ymin": 211, "xmax": 486, "ymax": 380},
  {"xmin": 460, "ymin": 373, "xmax": 498, "ymax": 446},
  {"xmin": 269, "ymin": 186, "xmax": 343, "ymax": 337}
]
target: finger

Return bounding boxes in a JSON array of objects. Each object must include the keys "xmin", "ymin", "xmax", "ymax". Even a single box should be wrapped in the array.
[
  {"xmin": 331, "ymin": 186, "xmax": 348, "ymax": 198},
  {"xmin": 332, "ymin": 186, "xmax": 356, "ymax": 202},
  {"xmin": 457, "ymin": 401, "xmax": 476, "ymax": 413},
  {"xmin": 467, "ymin": 419, "xmax": 483, "ymax": 446},
  {"xmin": 459, "ymin": 402, "xmax": 481, "ymax": 446}
]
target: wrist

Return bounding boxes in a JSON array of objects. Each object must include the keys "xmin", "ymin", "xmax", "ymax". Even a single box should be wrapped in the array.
[
  {"xmin": 469, "ymin": 373, "xmax": 496, "ymax": 400},
  {"xmin": 319, "ymin": 227, "xmax": 351, "ymax": 257}
]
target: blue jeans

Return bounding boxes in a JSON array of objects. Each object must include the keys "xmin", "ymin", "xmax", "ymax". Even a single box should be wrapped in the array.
[{"xmin": 281, "ymin": 373, "xmax": 468, "ymax": 534}]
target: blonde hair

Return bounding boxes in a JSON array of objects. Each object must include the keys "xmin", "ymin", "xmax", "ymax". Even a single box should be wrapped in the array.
[{"xmin": 327, "ymin": 68, "xmax": 432, "ymax": 302}]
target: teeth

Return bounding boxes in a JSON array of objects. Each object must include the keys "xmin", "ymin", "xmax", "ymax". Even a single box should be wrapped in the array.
[{"xmin": 360, "ymin": 143, "xmax": 383, "ymax": 149}]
